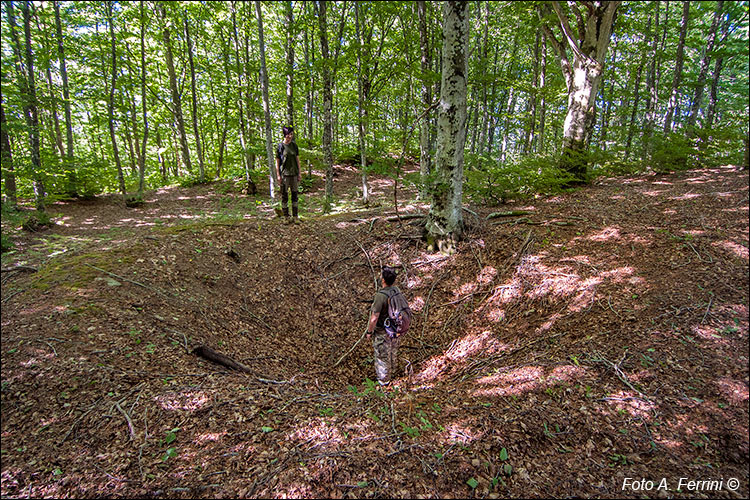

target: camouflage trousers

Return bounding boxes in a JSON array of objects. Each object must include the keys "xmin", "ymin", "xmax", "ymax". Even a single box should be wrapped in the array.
[
  {"xmin": 280, "ymin": 175, "xmax": 299, "ymax": 217},
  {"xmin": 373, "ymin": 331, "xmax": 400, "ymax": 385}
]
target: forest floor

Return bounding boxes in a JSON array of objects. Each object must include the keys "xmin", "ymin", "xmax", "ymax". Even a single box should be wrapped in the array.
[{"xmin": 1, "ymin": 162, "xmax": 748, "ymax": 499}]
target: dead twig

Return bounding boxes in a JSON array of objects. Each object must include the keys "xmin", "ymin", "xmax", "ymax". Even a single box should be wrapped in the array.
[
  {"xmin": 333, "ymin": 330, "xmax": 367, "ymax": 368},
  {"xmin": 84, "ymin": 264, "xmax": 172, "ymax": 298},
  {"xmin": 114, "ymin": 402, "xmax": 137, "ymax": 441},
  {"xmin": 701, "ymin": 295, "xmax": 714, "ymax": 325},
  {"xmin": 353, "ymin": 238, "xmax": 378, "ymax": 290}
]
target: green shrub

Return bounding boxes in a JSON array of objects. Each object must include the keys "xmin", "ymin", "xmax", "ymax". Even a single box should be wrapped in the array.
[
  {"xmin": 465, "ymin": 154, "xmax": 575, "ymax": 205},
  {"xmin": 649, "ymin": 133, "xmax": 695, "ymax": 173}
]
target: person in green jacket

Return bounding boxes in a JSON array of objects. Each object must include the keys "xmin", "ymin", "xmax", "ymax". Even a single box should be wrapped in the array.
[{"xmin": 276, "ymin": 126, "xmax": 301, "ymax": 224}]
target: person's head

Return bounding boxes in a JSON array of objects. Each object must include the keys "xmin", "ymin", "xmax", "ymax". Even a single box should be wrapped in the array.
[
  {"xmin": 382, "ymin": 267, "xmax": 397, "ymax": 287},
  {"xmin": 282, "ymin": 126, "xmax": 294, "ymax": 140}
]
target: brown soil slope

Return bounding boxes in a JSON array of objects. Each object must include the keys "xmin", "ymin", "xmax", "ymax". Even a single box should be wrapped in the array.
[{"xmin": 1, "ymin": 165, "xmax": 748, "ymax": 498}]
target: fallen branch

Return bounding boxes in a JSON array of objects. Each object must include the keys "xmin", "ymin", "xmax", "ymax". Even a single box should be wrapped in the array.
[
  {"xmin": 701, "ymin": 295, "xmax": 714, "ymax": 325},
  {"xmin": 193, "ymin": 345, "xmax": 252, "ymax": 373},
  {"xmin": 333, "ymin": 330, "xmax": 367, "ymax": 368},
  {"xmin": 486, "ymin": 210, "xmax": 533, "ymax": 219},
  {"xmin": 353, "ymin": 238, "xmax": 378, "ymax": 290},
  {"xmin": 1, "ymin": 265, "xmax": 38, "ymax": 273},
  {"xmin": 84, "ymin": 264, "xmax": 171, "ymax": 298},
  {"xmin": 114, "ymin": 402, "xmax": 137, "ymax": 441}
]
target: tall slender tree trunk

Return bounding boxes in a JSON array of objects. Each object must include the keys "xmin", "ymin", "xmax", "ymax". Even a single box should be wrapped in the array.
[
  {"xmin": 184, "ymin": 13, "xmax": 205, "ymax": 182},
  {"xmin": 158, "ymin": 3, "xmax": 192, "ymax": 176},
  {"xmin": 642, "ymin": 1, "xmax": 660, "ymax": 162},
  {"xmin": 663, "ymin": 1, "xmax": 689, "ymax": 135},
  {"xmin": 686, "ymin": 0, "xmax": 723, "ymax": 137},
  {"xmin": 624, "ymin": 15, "xmax": 648, "ymax": 161},
  {"xmin": 137, "ymin": 0, "xmax": 148, "ymax": 198},
  {"xmin": 105, "ymin": 1, "xmax": 126, "ymax": 200},
  {"xmin": 354, "ymin": 3, "xmax": 370, "ymax": 205},
  {"xmin": 53, "ymin": 1, "xmax": 73, "ymax": 160},
  {"xmin": 285, "ymin": 0, "xmax": 295, "ymax": 128},
  {"xmin": 705, "ymin": 14, "xmax": 730, "ymax": 132},
  {"xmin": 229, "ymin": 1, "xmax": 256, "ymax": 195},
  {"xmin": 0, "ymin": 99, "xmax": 18, "ymax": 209},
  {"xmin": 38, "ymin": 13, "xmax": 65, "ymax": 159},
  {"xmin": 537, "ymin": 31, "xmax": 547, "ymax": 153},
  {"xmin": 8, "ymin": 1, "xmax": 45, "ymax": 211},
  {"xmin": 316, "ymin": 0, "xmax": 334, "ymax": 212},
  {"xmin": 417, "ymin": 0, "xmax": 432, "ymax": 198},
  {"xmin": 425, "ymin": 1, "xmax": 469, "ymax": 254},
  {"xmin": 255, "ymin": 0, "xmax": 276, "ymax": 199}
]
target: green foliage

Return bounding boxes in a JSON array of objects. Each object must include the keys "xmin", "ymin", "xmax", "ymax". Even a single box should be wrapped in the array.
[
  {"xmin": 21, "ymin": 211, "xmax": 53, "ymax": 232},
  {"xmin": 649, "ymin": 134, "xmax": 696, "ymax": 173},
  {"xmin": 465, "ymin": 154, "xmax": 575, "ymax": 205}
]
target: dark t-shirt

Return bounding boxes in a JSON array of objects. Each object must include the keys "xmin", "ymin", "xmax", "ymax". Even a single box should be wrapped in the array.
[
  {"xmin": 371, "ymin": 286, "xmax": 401, "ymax": 330},
  {"xmin": 276, "ymin": 141, "xmax": 299, "ymax": 177}
]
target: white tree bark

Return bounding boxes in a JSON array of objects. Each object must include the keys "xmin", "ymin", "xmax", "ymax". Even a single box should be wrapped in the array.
[
  {"xmin": 425, "ymin": 1, "xmax": 468, "ymax": 254},
  {"xmin": 256, "ymin": 1, "xmax": 276, "ymax": 199},
  {"xmin": 541, "ymin": 1, "xmax": 620, "ymax": 180}
]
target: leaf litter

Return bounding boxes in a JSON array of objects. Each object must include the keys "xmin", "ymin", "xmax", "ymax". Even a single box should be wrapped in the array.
[{"xmin": 1, "ymin": 164, "xmax": 748, "ymax": 498}]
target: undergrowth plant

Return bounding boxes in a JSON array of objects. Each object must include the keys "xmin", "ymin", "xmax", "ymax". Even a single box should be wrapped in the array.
[{"xmin": 464, "ymin": 154, "xmax": 575, "ymax": 205}]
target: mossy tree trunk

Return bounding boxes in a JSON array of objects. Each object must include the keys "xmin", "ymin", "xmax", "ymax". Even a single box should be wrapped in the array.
[{"xmin": 425, "ymin": 1, "xmax": 469, "ymax": 255}]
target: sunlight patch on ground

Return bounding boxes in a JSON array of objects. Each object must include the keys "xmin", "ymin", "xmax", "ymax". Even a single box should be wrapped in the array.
[
  {"xmin": 602, "ymin": 391, "xmax": 656, "ymax": 419},
  {"xmin": 691, "ymin": 324, "xmax": 732, "ymax": 347},
  {"xmin": 472, "ymin": 366, "xmax": 544, "ymax": 397},
  {"xmin": 599, "ymin": 266, "xmax": 635, "ymax": 283},
  {"xmin": 715, "ymin": 378, "xmax": 749, "ymax": 404},
  {"xmin": 670, "ymin": 193, "xmax": 701, "ymax": 201},
  {"xmin": 640, "ymin": 189, "xmax": 667, "ymax": 197},
  {"xmin": 410, "ymin": 296, "xmax": 426, "ymax": 312},
  {"xmin": 472, "ymin": 364, "xmax": 588, "ymax": 398},
  {"xmin": 586, "ymin": 227, "xmax": 621, "ymax": 242},
  {"xmin": 155, "ymin": 391, "xmax": 209, "ymax": 412},
  {"xmin": 413, "ymin": 331, "xmax": 512, "ymax": 385},
  {"xmin": 288, "ymin": 417, "xmax": 345, "ymax": 450},
  {"xmin": 441, "ymin": 419, "xmax": 482, "ymax": 445},
  {"xmin": 712, "ymin": 240, "xmax": 749, "ymax": 260},
  {"xmin": 194, "ymin": 431, "xmax": 227, "ymax": 444}
]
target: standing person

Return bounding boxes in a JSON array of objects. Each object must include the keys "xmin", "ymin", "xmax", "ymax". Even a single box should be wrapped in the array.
[
  {"xmin": 366, "ymin": 267, "xmax": 411, "ymax": 386},
  {"xmin": 276, "ymin": 126, "xmax": 301, "ymax": 224}
]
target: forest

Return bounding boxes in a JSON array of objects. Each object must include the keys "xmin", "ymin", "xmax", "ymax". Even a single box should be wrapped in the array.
[{"xmin": 1, "ymin": 1, "xmax": 749, "ymax": 498}]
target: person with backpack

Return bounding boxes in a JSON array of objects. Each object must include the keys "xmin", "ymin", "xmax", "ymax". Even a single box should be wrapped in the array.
[
  {"xmin": 366, "ymin": 267, "xmax": 412, "ymax": 386},
  {"xmin": 276, "ymin": 126, "xmax": 301, "ymax": 224}
]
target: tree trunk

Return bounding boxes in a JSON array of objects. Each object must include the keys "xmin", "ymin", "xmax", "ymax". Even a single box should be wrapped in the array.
[
  {"xmin": 354, "ymin": 3, "xmax": 370, "ymax": 205},
  {"xmin": 158, "ymin": 3, "xmax": 192, "ymax": 176},
  {"xmin": 53, "ymin": 1, "xmax": 74, "ymax": 161},
  {"xmin": 105, "ymin": 2, "xmax": 127, "ymax": 200},
  {"xmin": 425, "ymin": 1, "xmax": 469, "ymax": 254},
  {"xmin": 705, "ymin": 13, "xmax": 730, "ymax": 132},
  {"xmin": 0, "ymin": 100, "xmax": 18, "ymax": 209},
  {"xmin": 540, "ymin": 1, "xmax": 620, "ymax": 182},
  {"xmin": 184, "ymin": 13, "xmax": 205, "ymax": 183},
  {"xmin": 642, "ymin": 1, "xmax": 660, "ymax": 162},
  {"xmin": 663, "ymin": 1, "xmax": 689, "ymax": 135},
  {"xmin": 686, "ymin": 0, "xmax": 723, "ymax": 137},
  {"xmin": 285, "ymin": 0, "xmax": 295, "ymax": 128},
  {"xmin": 38, "ymin": 12, "xmax": 65, "ymax": 159},
  {"xmin": 417, "ymin": 0, "xmax": 432, "ymax": 199},
  {"xmin": 256, "ymin": 0, "xmax": 276, "ymax": 199},
  {"xmin": 137, "ymin": 0, "xmax": 148, "ymax": 198},
  {"xmin": 229, "ymin": 1, "xmax": 256, "ymax": 195},
  {"xmin": 537, "ymin": 30, "xmax": 547, "ymax": 153},
  {"xmin": 624, "ymin": 15, "xmax": 648, "ymax": 161},
  {"xmin": 316, "ymin": 0, "xmax": 334, "ymax": 212}
]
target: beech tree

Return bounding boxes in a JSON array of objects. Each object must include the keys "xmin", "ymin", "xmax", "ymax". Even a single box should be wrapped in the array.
[
  {"xmin": 425, "ymin": 0, "xmax": 469, "ymax": 254},
  {"xmin": 539, "ymin": 1, "xmax": 621, "ymax": 181}
]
